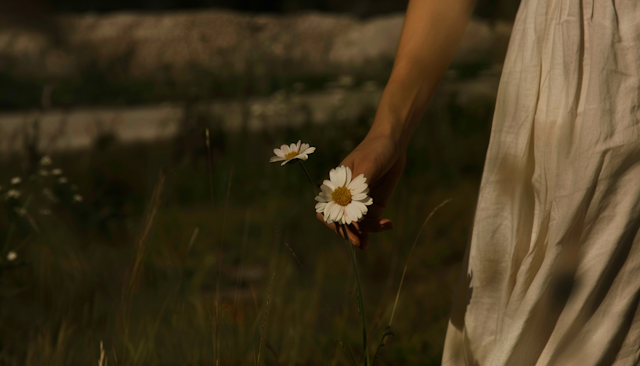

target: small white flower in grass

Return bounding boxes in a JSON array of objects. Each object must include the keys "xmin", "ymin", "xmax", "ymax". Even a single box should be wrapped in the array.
[
  {"xmin": 52, "ymin": 168, "xmax": 62, "ymax": 176},
  {"xmin": 270, "ymin": 140, "xmax": 316, "ymax": 166},
  {"xmin": 7, "ymin": 251, "xmax": 17, "ymax": 261},
  {"xmin": 11, "ymin": 177, "xmax": 21, "ymax": 185},
  {"xmin": 315, "ymin": 165, "xmax": 373, "ymax": 225},
  {"xmin": 6, "ymin": 189, "xmax": 20, "ymax": 199},
  {"xmin": 40, "ymin": 155, "xmax": 52, "ymax": 165},
  {"xmin": 73, "ymin": 194, "xmax": 83, "ymax": 202}
]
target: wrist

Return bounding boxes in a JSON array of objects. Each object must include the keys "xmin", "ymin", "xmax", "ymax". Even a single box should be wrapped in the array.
[{"xmin": 367, "ymin": 110, "xmax": 412, "ymax": 152}]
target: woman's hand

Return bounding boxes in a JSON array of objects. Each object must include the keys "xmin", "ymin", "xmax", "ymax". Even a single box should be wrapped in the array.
[
  {"xmin": 316, "ymin": 134, "xmax": 406, "ymax": 249},
  {"xmin": 315, "ymin": 0, "xmax": 475, "ymax": 248}
]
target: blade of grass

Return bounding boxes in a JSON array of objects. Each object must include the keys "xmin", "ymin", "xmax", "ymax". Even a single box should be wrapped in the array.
[
  {"xmin": 120, "ymin": 170, "xmax": 166, "ymax": 363},
  {"xmin": 186, "ymin": 226, "xmax": 200, "ymax": 254},
  {"xmin": 265, "ymin": 340, "xmax": 283, "ymax": 366},
  {"xmin": 388, "ymin": 199, "xmax": 451, "ymax": 327},
  {"xmin": 341, "ymin": 224, "xmax": 369, "ymax": 366},
  {"xmin": 215, "ymin": 167, "xmax": 233, "ymax": 365},
  {"xmin": 372, "ymin": 199, "xmax": 451, "ymax": 365},
  {"xmin": 256, "ymin": 271, "xmax": 276, "ymax": 365},
  {"xmin": 233, "ymin": 210, "xmax": 250, "ymax": 323},
  {"xmin": 336, "ymin": 340, "xmax": 359, "ymax": 366}
]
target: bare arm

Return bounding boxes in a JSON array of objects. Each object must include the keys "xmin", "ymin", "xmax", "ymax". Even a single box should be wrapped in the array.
[
  {"xmin": 369, "ymin": 0, "xmax": 477, "ymax": 150},
  {"xmin": 319, "ymin": 0, "xmax": 477, "ymax": 248}
]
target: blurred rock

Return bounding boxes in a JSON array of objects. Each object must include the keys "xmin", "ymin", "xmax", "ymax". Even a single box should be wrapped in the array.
[
  {"xmin": 0, "ymin": 74, "xmax": 502, "ymax": 156},
  {"xmin": 0, "ymin": 9, "xmax": 512, "ymax": 87}
]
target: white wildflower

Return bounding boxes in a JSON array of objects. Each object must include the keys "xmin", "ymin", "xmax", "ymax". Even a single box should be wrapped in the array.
[
  {"xmin": 11, "ymin": 177, "xmax": 21, "ymax": 185},
  {"xmin": 6, "ymin": 189, "xmax": 20, "ymax": 199},
  {"xmin": 40, "ymin": 155, "xmax": 52, "ymax": 165},
  {"xmin": 52, "ymin": 168, "xmax": 62, "ymax": 175},
  {"xmin": 73, "ymin": 194, "xmax": 83, "ymax": 202},
  {"xmin": 7, "ymin": 251, "xmax": 17, "ymax": 261},
  {"xmin": 270, "ymin": 140, "xmax": 316, "ymax": 166},
  {"xmin": 315, "ymin": 165, "xmax": 373, "ymax": 225}
]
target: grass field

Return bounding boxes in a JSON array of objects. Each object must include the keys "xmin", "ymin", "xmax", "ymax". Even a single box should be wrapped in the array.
[{"xmin": 0, "ymin": 85, "xmax": 493, "ymax": 365}]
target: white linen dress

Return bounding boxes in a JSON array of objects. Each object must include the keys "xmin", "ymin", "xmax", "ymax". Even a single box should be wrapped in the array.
[{"xmin": 442, "ymin": 0, "xmax": 640, "ymax": 365}]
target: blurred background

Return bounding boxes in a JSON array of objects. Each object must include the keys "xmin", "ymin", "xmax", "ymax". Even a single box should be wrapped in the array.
[{"xmin": 0, "ymin": 0, "xmax": 518, "ymax": 364}]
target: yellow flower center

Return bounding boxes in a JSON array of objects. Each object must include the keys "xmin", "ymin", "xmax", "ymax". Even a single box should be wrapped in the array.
[
  {"xmin": 331, "ymin": 186, "xmax": 352, "ymax": 206},
  {"xmin": 285, "ymin": 151, "xmax": 299, "ymax": 159}
]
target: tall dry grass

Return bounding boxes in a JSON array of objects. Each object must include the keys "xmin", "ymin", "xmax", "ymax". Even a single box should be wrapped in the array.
[{"xmin": 0, "ymin": 81, "xmax": 490, "ymax": 364}]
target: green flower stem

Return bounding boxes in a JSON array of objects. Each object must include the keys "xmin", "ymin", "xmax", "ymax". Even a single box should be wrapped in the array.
[
  {"xmin": 299, "ymin": 161, "xmax": 319, "ymax": 196},
  {"xmin": 341, "ymin": 224, "xmax": 370, "ymax": 366}
]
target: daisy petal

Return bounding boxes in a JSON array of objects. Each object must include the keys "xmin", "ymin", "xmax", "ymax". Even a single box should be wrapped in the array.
[
  {"xmin": 321, "ymin": 184, "xmax": 333, "ymax": 195},
  {"xmin": 281, "ymin": 144, "xmax": 290, "ymax": 154},
  {"xmin": 346, "ymin": 204, "xmax": 362, "ymax": 221},
  {"xmin": 301, "ymin": 147, "xmax": 315, "ymax": 155},
  {"xmin": 273, "ymin": 148, "xmax": 285, "ymax": 158},
  {"xmin": 322, "ymin": 180, "xmax": 336, "ymax": 191},
  {"xmin": 270, "ymin": 156, "xmax": 286, "ymax": 162},
  {"xmin": 329, "ymin": 169, "xmax": 338, "ymax": 185},
  {"xmin": 344, "ymin": 209, "xmax": 352, "ymax": 225},
  {"xmin": 347, "ymin": 174, "xmax": 366, "ymax": 190},
  {"xmin": 359, "ymin": 197, "xmax": 373, "ymax": 206},
  {"xmin": 300, "ymin": 143, "xmax": 309, "ymax": 151},
  {"xmin": 337, "ymin": 166, "xmax": 346, "ymax": 187},
  {"xmin": 281, "ymin": 159, "xmax": 293, "ymax": 166},
  {"xmin": 351, "ymin": 193, "xmax": 368, "ymax": 201},
  {"xmin": 290, "ymin": 143, "xmax": 297, "ymax": 152},
  {"xmin": 324, "ymin": 201, "xmax": 336, "ymax": 217},
  {"xmin": 349, "ymin": 183, "xmax": 369, "ymax": 195},
  {"xmin": 296, "ymin": 140, "xmax": 301, "ymax": 152},
  {"xmin": 315, "ymin": 192, "xmax": 331, "ymax": 202},
  {"xmin": 352, "ymin": 201, "xmax": 368, "ymax": 215},
  {"xmin": 315, "ymin": 202, "xmax": 327, "ymax": 212},
  {"xmin": 345, "ymin": 167, "xmax": 352, "ymax": 185},
  {"xmin": 333, "ymin": 204, "xmax": 344, "ymax": 224}
]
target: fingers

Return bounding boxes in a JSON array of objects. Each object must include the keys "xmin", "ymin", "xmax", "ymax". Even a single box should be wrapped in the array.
[
  {"xmin": 358, "ymin": 218, "xmax": 394, "ymax": 233},
  {"xmin": 315, "ymin": 213, "xmax": 393, "ymax": 250}
]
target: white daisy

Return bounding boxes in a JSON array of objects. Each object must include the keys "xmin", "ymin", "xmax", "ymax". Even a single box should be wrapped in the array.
[
  {"xmin": 52, "ymin": 168, "xmax": 62, "ymax": 175},
  {"xmin": 270, "ymin": 140, "xmax": 316, "ymax": 166},
  {"xmin": 73, "ymin": 194, "xmax": 83, "ymax": 202},
  {"xmin": 40, "ymin": 155, "xmax": 52, "ymax": 165},
  {"xmin": 7, "ymin": 251, "xmax": 17, "ymax": 261},
  {"xmin": 315, "ymin": 165, "xmax": 373, "ymax": 225},
  {"xmin": 10, "ymin": 177, "xmax": 21, "ymax": 185}
]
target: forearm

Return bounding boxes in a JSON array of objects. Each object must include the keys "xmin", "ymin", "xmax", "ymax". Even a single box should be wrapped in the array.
[{"xmin": 367, "ymin": 0, "xmax": 477, "ymax": 150}]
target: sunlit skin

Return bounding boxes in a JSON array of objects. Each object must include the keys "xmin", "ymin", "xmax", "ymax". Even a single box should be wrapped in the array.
[{"xmin": 317, "ymin": 0, "xmax": 477, "ymax": 249}]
